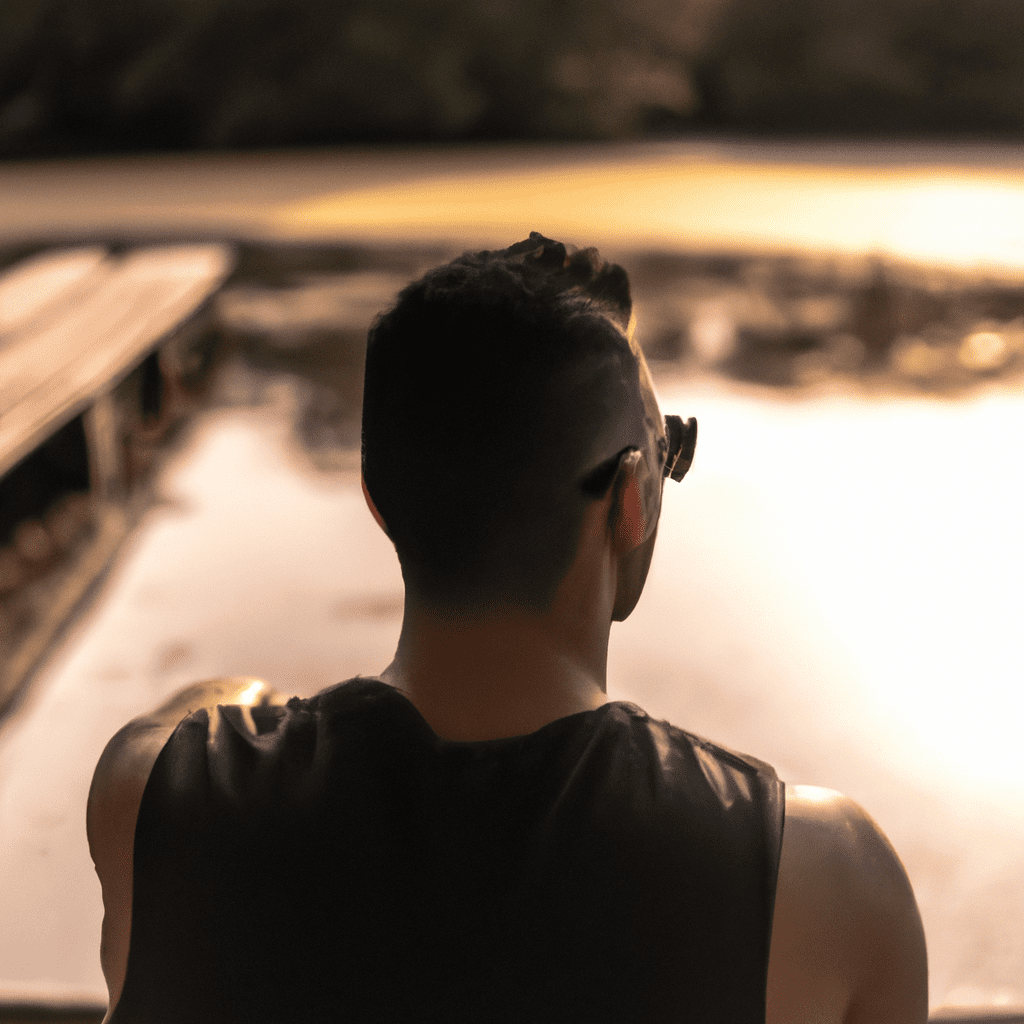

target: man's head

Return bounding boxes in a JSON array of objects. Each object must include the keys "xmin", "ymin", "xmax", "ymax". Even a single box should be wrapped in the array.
[{"xmin": 361, "ymin": 233, "xmax": 687, "ymax": 614}]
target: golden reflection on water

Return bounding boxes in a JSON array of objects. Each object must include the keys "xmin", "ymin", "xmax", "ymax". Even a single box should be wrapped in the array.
[
  {"xmin": 650, "ymin": 382, "xmax": 1024, "ymax": 814},
  {"xmin": 281, "ymin": 157, "xmax": 1024, "ymax": 275}
]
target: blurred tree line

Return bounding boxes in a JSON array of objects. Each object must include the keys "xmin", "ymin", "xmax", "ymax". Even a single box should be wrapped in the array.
[{"xmin": 2, "ymin": 0, "xmax": 1023, "ymax": 156}]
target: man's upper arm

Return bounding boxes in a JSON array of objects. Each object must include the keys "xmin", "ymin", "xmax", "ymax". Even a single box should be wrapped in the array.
[
  {"xmin": 839, "ymin": 793, "xmax": 928, "ymax": 1024},
  {"xmin": 87, "ymin": 717, "xmax": 177, "ymax": 1009},
  {"xmin": 86, "ymin": 677, "xmax": 285, "ymax": 1011},
  {"xmin": 767, "ymin": 785, "xmax": 928, "ymax": 1024}
]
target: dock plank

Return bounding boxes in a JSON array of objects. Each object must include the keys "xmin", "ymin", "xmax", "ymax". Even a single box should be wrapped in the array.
[
  {"xmin": 0, "ymin": 248, "xmax": 108, "ymax": 337},
  {"xmin": 0, "ymin": 244, "xmax": 234, "ymax": 478}
]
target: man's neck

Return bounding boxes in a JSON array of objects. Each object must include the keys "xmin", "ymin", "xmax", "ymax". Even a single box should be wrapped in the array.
[{"xmin": 380, "ymin": 599, "xmax": 609, "ymax": 742}]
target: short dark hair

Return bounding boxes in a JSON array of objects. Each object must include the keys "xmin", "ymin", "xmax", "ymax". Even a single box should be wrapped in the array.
[{"xmin": 361, "ymin": 233, "xmax": 645, "ymax": 611}]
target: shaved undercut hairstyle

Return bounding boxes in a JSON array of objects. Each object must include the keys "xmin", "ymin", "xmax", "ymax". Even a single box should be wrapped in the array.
[{"xmin": 361, "ymin": 232, "xmax": 646, "ymax": 611}]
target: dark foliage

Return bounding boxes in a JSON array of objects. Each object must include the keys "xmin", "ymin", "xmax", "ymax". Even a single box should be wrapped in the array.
[
  {"xmin": 2, "ymin": 0, "xmax": 1024, "ymax": 155},
  {"xmin": 0, "ymin": 0, "xmax": 710, "ymax": 155},
  {"xmin": 696, "ymin": 0, "xmax": 1024, "ymax": 135}
]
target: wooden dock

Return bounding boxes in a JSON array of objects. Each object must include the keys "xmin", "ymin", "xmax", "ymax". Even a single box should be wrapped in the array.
[{"xmin": 0, "ymin": 243, "xmax": 234, "ymax": 718}]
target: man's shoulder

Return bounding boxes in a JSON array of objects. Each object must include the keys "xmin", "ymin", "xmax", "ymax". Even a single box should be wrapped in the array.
[
  {"xmin": 312, "ymin": 675, "xmax": 391, "ymax": 709},
  {"xmin": 87, "ymin": 717, "xmax": 180, "ymax": 861},
  {"xmin": 768, "ymin": 785, "xmax": 928, "ymax": 1024},
  {"xmin": 679, "ymin": 724, "xmax": 783, "ymax": 781},
  {"xmin": 780, "ymin": 785, "xmax": 918, "ymax": 912},
  {"xmin": 622, "ymin": 708, "xmax": 785, "ymax": 805},
  {"xmin": 88, "ymin": 678, "xmax": 292, "ymax": 1007}
]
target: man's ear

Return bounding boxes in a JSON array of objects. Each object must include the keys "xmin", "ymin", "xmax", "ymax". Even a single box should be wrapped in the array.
[
  {"xmin": 361, "ymin": 474, "xmax": 391, "ymax": 539},
  {"xmin": 612, "ymin": 450, "xmax": 656, "ymax": 553},
  {"xmin": 609, "ymin": 451, "xmax": 661, "ymax": 621}
]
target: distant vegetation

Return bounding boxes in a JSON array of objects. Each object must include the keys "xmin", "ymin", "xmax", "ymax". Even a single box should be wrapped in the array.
[{"xmin": 3, "ymin": 0, "xmax": 1024, "ymax": 155}]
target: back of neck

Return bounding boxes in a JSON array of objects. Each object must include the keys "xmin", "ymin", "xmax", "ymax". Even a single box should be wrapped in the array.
[{"xmin": 381, "ymin": 601, "xmax": 608, "ymax": 741}]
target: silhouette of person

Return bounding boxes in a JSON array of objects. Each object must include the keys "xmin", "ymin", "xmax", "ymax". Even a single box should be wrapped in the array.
[{"xmin": 89, "ymin": 234, "xmax": 927, "ymax": 1023}]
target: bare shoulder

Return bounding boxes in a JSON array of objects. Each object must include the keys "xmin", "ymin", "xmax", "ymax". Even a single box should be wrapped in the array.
[
  {"xmin": 87, "ymin": 677, "xmax": 284, "ymax": 866},
  {"xmin": 86, "ymin": 677, "xmax": 286, "ymax": 1014},
  {"xmin": 86, "ymin": 714, "xmax": 182, "ymax": 1017},
  {"xmin": 87, "ymin": 714, "xmax": 176, "ymax": 873},
  {"xmin": 767, "ymin": 785, "xmax": 928, "ymax": 1024}
]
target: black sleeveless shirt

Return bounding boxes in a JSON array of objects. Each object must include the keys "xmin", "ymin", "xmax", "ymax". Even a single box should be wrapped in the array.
[{"xmin": 112, "ymin": 678, "xmax": 784, "ymax": 1024}]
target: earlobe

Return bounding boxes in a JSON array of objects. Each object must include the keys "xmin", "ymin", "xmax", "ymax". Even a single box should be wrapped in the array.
[
  {"xmin": 610, "ymin": 453, "xmax": 660, "ymax": 622},
  {"xmin": 361, "ymin": 474, "xmax": 391, "ymax": 539},
  {"xmin": 613, "ymin": 452, "xmax": 648, "ymax": 553}
]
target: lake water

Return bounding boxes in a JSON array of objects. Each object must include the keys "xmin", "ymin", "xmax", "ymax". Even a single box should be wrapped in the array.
[{"xmin": 1, "ymin": 141, "xmax": 1023, "ymax": 1014}]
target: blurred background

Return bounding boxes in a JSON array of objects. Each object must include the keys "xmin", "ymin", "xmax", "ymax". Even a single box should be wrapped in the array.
[
  {"xmin": 4, "ymin": 0, "xmax": 1024, "ymax": 156},
  {"xmin": 2, "ymin": 1, "xmax": 1024, "ymax": 1021}
]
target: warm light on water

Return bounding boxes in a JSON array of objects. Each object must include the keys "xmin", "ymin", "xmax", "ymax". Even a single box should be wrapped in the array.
[
  {"xmin": 2, "ymin": 387, "xmax": 1022, "ymax": 1010},
  {"xmin": 648, "ymin": 382, "xmax": 1024, "ymax": 811},
  {"xmin": 2, "ymin": 143, "xmax": 1023, "ymax": 1011},
  {"xmin": 890, "ymin": 177, "xmax": 1024, "ymax": 269},
  {"xmin": 281, "ymin": 153, "xmax": 1024, "ymax": 275},
  {"xmin": 3, "ymin": 144, "xmax": 1023, "ymax": 275}
]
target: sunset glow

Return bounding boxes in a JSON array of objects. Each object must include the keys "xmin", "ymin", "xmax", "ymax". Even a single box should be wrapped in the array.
[{"xmin": 281, "ymin": 154, "xmax": 1024, "ymax": 275}]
